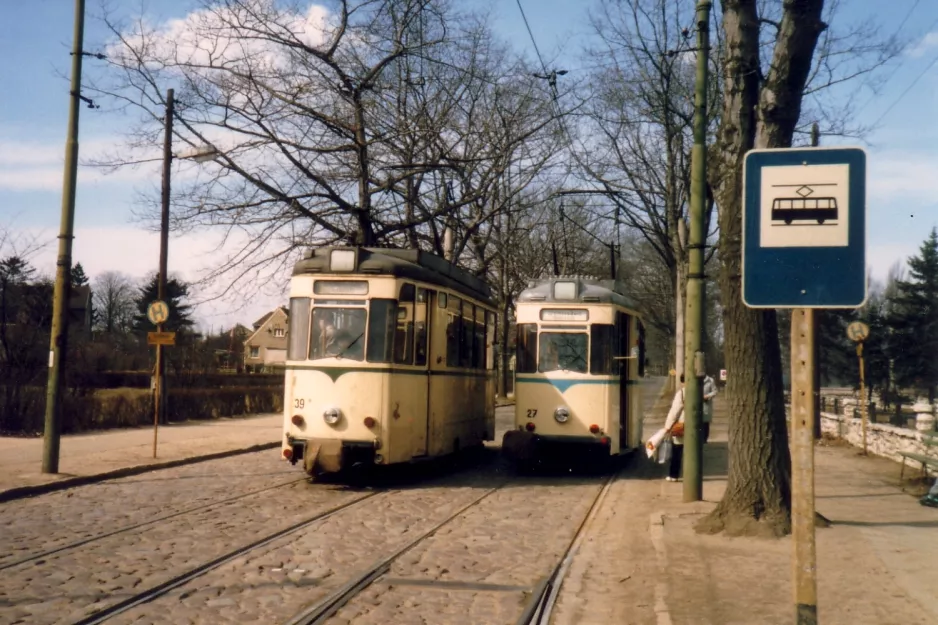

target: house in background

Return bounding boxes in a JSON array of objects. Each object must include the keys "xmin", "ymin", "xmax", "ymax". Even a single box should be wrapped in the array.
[{"xmin": 244, "ymin": 307, "xmax": 289, "ymax": 373}]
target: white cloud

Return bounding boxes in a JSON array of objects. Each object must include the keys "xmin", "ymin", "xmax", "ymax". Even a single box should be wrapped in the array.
[
  {"xmin": 108, "ymin": 2, "xmax": 332, "ymax": 75},
  {"xmin": 867, "ymin": 149, "xmax": 938, "ymax": 205},
  {"xmin": 0, "ymin": 134, "xmax": 210, "ymax": 191},
  {"xmin": 907, "ymin": 31, "xmax": 938, "ymax": 58}
]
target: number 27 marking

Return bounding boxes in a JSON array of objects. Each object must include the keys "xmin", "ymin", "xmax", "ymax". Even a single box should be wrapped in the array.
[{"xmin": 526, "ymin": 409, "xmax": 537, "ymax": 418}]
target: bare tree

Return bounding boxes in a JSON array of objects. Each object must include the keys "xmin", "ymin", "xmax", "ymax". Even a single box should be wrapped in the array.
[
  {"xmin": 699, "ymin": 0, "xmax": 899, "ymax": 537},
  {"xmin": 88, "ymin": 0, "xmax": 559, "ymax": 303},
  {"xmin": 92, "ymin": 271, "xmax": 137, "ymax": 334},
  {"xmin": 577, "ymin": 0, "xmax": 721, "ymax": 382}
]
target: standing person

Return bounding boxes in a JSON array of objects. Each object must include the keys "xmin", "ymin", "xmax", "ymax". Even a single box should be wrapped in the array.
[
  {"xmin": 663, "ymin": 374, "xmax": 686, "ymax": 482},
  {"xmin": 702, "ymin": 373, "xmax": 718, "ymax": 444}
]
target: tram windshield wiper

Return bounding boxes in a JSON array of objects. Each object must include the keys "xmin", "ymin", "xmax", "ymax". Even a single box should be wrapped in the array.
[{"xmin": 336, "ymin": 332, "xmax": 364, "ymax": 359}]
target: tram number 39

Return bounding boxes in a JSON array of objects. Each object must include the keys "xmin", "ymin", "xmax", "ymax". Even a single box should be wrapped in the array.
[
  {"xmin": 294, "ymin": 399, "xmax": 305, "ymax": 409},
  {"xmin": 526, "ymin": 409, "xmax": 537, "ymax": 418}
]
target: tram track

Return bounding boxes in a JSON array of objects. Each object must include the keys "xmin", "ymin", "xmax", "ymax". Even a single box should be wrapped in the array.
[
  {"xmin": 281, "ymin": 470, "xmax": 616, "ymax": 625},
  {"xmin": 0, "ymin": 476, "xmax": 312, "ymax": 572},
  {"xmin": 70, "ymin": 490, "xmax": 383, "ymax": 625},
  {"xmin": 282, "ymin": 485, "xmax": 505, "ymax": 625},
  {"xmin": 516, "ymin": 471, "xmax": 617, "ymax": 625}
]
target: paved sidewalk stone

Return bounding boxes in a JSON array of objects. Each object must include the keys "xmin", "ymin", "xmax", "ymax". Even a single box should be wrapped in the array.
[{"xmin": 0, "ymin": 413, "xmax": 282, "ymax": 498}]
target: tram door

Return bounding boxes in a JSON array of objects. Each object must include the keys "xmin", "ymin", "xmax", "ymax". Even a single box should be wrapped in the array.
[
  {"xmin": 407, "ymin": 287, "xmax": 430, "ymax": 457},
  {"xmin": 616, "ymin": 312, "xmax": 630, "ymax": 450}
]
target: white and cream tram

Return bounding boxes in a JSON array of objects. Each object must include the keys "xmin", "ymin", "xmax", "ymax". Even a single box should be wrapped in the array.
[
  {"xmin": 503, "ymin": 276, "xmax": 645, "ymax": 469},
  {"xmin": 282, "ymin": 246, "xmax": 498, "ymax": 477}
]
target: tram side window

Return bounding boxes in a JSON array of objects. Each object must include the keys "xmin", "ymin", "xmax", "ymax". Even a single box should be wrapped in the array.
[
  {"xmin": 414, "ymin": 288, "xmax": 428, "ymax": 366},
  {"xmin": 590, "ymin": 324, "xmax": 616, "ymax": 375},
  {"xmin": 393, "ymin": 284, "xmax": 415, "ymax": 365},
  {"xmin": 473, "ymin": 307, "xmax": 485, "ymax": 369},
  {"xmin": 367, "ymin": 299, "xmax": 397, "ymax": 363},
  {"xmin": 459, "ymin": 301, "xmax": 473, "ymax": 368},
  {"xmin": 446, "ymin": 296, "xmax": 462, "ymax": 367},
  {"xmin": 287, "ymin": 297, "xmax": 311, "ymax": 360},
  {"xmin": 516, "ymin": 323, "xmax": 538, "ymax": 374},
  {"xmin": 310, "ymin": 307, "xmax": 366, "ymax": 361},
  {"xmin": 539, "ymin": 333, "xmax": 588, "ymax": 373}
]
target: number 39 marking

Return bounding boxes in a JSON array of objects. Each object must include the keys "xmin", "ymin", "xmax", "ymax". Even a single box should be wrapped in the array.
[
  {"xmin": 526, "ymin": 409, "xmax": 537, "ymax": 418},
  {"xmin": 294, "ymin": 398, "xmax": 305, "ymax": 409}
]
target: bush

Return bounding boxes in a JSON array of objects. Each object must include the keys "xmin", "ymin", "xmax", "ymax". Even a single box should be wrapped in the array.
[
  {"xmin": 0, "ymin": 386, "xmax": 283, "ymax": 435},
  {"xmin": 68, "ymin": 371, "xmax": 284, "ymax": 390}
]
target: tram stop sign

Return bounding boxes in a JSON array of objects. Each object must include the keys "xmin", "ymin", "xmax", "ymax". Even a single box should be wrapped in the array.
[
  {"xmin": 147, "ymin": 300, "xmax": 170, "ymax": 326},
  {"xmin": 742, "ymin": 147, "xmax": 867, "ymax": 308}
]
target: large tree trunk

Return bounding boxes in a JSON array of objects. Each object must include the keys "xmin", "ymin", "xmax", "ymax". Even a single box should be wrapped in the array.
[{"xmin": 696, "ymin": 0, "xmax": 826, "ymax": 538}]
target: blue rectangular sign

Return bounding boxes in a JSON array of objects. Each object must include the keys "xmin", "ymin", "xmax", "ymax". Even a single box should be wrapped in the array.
[{"xmin": 742, "ymin": 147, "xmax": 866, "ymax": 308}]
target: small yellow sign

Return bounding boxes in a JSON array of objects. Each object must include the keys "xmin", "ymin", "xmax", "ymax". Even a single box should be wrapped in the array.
[{"xmin": 147, "ymin": 331, "xmax": 177, "ymax": 346}]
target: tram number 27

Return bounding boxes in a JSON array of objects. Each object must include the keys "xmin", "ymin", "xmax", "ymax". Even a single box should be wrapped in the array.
[
  {"xmin": 294, "ymin": 399, "xmax": 305, "ymax": 409},
  {"xmin": 526, "ymin": 409, "xmax": 537, "ymax": 418}
]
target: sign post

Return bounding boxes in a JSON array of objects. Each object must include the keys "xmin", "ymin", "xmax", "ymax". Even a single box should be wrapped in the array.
[
  {"xmin": 847, "ymin": 321, "xmax": 870, "ymax": 455},
  {"xmin": 743, "ymin": 146, "xmax": 867, "ymax": 625},
  {"xmin": 147, "ymin": 300, "xmax": 170, "ymax": 458}
]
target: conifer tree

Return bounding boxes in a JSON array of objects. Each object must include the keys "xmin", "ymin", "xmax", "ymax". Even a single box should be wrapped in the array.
[{"xmin": 886, "ymin": 228, "xmax": 938, "ymax": 402}]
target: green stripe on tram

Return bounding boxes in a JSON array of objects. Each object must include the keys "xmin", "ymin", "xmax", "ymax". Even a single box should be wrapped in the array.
[
  {"xmin": 285, "ymin": 364, "xmax": 493, "ymax": 382},
  {"xmin": 515, "ymin": 376, "xmax": 640, "ymax": 393}
]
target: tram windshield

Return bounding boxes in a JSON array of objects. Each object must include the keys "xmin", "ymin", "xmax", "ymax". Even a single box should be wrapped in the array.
[
  {"xmin": 310, "ymin": 307, "xmax": 367, "ymax": 361},
  {"xmin": 538, "ymin": 333, "xmax": 588, "ymax": 373}
]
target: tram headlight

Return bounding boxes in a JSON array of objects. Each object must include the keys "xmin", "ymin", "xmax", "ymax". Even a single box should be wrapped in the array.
[
  {"xmin": 554, "ymin": 407, "xmax": 571, "ymax": 424},
  {"xmin": 323, "ymin": 407, "xmax": 341, "ymax": 426}
]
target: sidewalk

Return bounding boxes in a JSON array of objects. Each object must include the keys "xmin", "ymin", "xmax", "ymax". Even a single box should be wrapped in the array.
[
  {"xmin": 553, "ymin": 381, "xmax": 938, "ymax": 625},
  {"xmin": 0, "ymin": 413, "xmax": 282, "ymax": 501}
]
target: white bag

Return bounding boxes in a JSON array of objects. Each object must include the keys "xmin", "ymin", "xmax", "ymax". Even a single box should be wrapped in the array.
[
  {"xmin": 645, "ymin": 427, "xmax": 668, "ymax": 458},
  {"xmin": 657, "ymin": 439, "xmax": 673, "ymax": 465}
]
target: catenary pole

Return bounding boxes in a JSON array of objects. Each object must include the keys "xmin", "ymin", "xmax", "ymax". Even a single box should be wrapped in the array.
[
  {"xmin": 682, "ymin": 0, "xmax": 711, "ymax": 502},
  {"xmin": 43, "ymin": 0, "xmax": 87, "ymax": 474}
]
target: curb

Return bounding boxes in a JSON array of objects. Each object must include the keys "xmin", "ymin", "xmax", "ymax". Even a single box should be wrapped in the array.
[{"xmin": 0, "ymin": 441, "xmax": 280, "ymax": 504}]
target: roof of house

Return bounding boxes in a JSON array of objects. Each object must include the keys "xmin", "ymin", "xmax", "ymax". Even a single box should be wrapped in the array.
[{"xmin": 251, "ymin": 306, "xmax": 288, "ymax": 330}]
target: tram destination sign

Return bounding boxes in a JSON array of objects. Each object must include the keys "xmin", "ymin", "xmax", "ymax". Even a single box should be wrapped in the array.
[{"xmin": 742, "ymin": 146, "xmax": 867, "ymax": 308}]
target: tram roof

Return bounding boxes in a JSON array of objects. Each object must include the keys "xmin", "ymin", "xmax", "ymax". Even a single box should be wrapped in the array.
[
  {"xmin": 292, "ymin": 246, "xmax": 494, "ymax": 304},
  {"xmin": 517, "ymin": 276, "xmax": 640, "ymax": 311}
]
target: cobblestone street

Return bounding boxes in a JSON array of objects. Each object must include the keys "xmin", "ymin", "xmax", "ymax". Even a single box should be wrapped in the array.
[{"xmin": 0, "ymin": 379, "xmax": 669, "ymax": 625}]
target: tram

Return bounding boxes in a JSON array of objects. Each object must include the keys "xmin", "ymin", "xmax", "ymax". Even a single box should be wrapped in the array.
[
  {"xmin": 771, "ymin": 196, "xmax": 838, "ymax": 224},
  {"xmin": 503, "ymin": 276, "xmax": 645, "ymax": 469},
  {"xmin": 282, "ymin": 246, "xmax": 498, "ymax": 478}
]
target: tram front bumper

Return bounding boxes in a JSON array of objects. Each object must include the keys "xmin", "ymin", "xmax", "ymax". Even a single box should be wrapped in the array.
[
  {"xmin": 502, "ymin": 430, "xmax": 611, "ymax": 461},
  {"xmin": 288, "ymin": 438, "xmax": 376, "ymax": 475}
]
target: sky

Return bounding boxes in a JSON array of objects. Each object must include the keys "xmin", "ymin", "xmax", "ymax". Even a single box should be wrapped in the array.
[{"xmin": 1, "ymin": 0, "xmax": 938, "ymax": 332}]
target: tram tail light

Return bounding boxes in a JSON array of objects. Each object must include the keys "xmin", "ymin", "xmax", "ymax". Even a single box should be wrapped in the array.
[
  {"xmin": 364, "ymin": 416, "xmax": 377, "ymax": 428},
  {"xmin": 282, "ymin": 448, "xmax": 293, "ymax": 460},
  {"xmin": 525, "ymin": 422, "xmax": 536, "ymax": 432},
  {"xmin": 600, "ymin": 436, "xmax": 610, "ymax": 446},
  {"xmin": 291, "ymin": 415, "xmax": 305, "ymax": 426},
  {"xmin": 589, "ymin": 424, "xmax": 600, "ymax": 434}
]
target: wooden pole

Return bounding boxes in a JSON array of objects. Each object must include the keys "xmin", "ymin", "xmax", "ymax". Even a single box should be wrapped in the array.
[
  {"xmin": 153, "ymin": 343, "xmax": 161, "ymax": 458},
  {"xmin": 153, "ymin": 88, "xmax": 174, "ymax": 458},
  {"xmin": 791, "ymin": 308, "xmax": 818, "ymax": 625},
  {"xmin": 858, "ymin": 341, "xmax": 867, "ymax": 455}
]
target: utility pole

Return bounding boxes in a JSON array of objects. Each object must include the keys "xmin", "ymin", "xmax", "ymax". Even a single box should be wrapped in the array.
[
  {"xmin": 43, "ymin": 0, "xmax": 86, "ymax": 474},
  {"xmin": 153, "ymin": 88, "xmax": 174, "ymax": 457},
  {"xmin": 682, "ymin": 0, "xmax": 711, "ymax": 503}
]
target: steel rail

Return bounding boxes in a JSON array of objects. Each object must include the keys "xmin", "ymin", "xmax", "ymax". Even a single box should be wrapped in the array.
[{"xmin": 72, "ymin": 490, "xmax": 382, "ymax": 625}]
